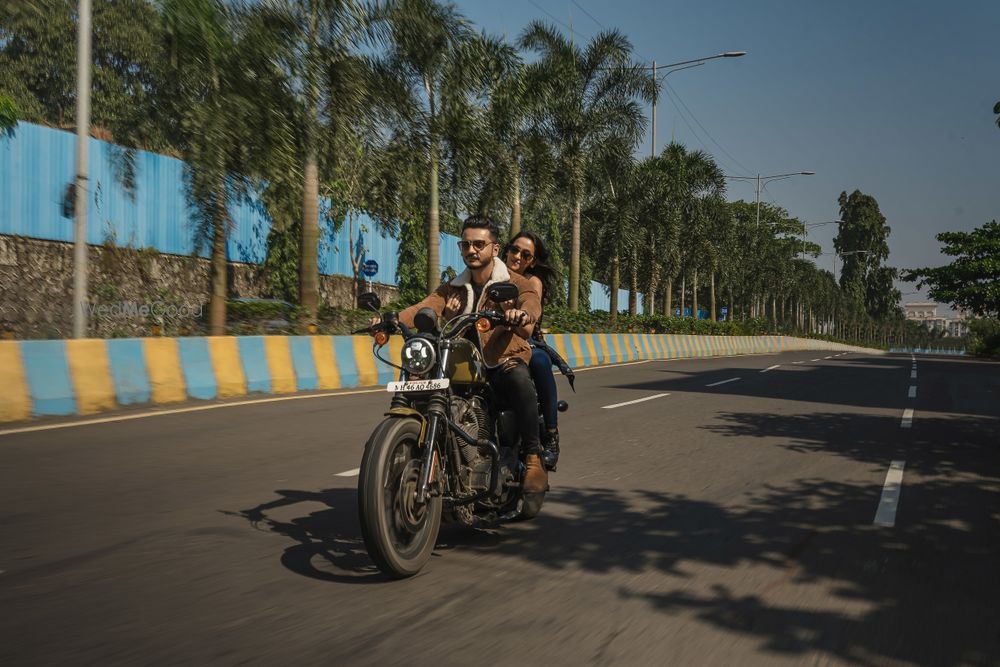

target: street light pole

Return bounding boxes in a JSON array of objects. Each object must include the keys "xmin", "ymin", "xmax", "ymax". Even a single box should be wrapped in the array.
[
  {"xmin": 649, "ymin": 51, "xmax": 745, "ymax": 157},
  {"xmin": 72, "ymin": 0, "xmax": 92, "ymax": 339},
  {"xmin": 725, "ymin": 172, "xmax": 815, "ymax": 226}
]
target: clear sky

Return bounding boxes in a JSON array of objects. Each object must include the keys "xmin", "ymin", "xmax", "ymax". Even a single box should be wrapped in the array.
[{"xmin": 456, "ymin": 0, "xmax": 999, "ymax": 310}]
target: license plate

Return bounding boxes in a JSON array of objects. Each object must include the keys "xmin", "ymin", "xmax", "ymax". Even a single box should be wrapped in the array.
[{"xmin": 386, "ymin": 378, "xmax": 450, "ymax": 393}]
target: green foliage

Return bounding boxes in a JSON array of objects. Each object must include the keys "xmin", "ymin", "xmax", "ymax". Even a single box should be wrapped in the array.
[
  {"xmin": 0, "ymin": 94, "xmax": 18, "ymax": 137},
  {"xmin": 262, "ymin": 218, "xmax": 300, "ymax": 302},
  {"xmin": 902, "ymin": 220, "xmax": 1000, "ymax": 317},
  {"xmin": 834, "ymin": 189, "xmax": 898, "ymax": 318},
  {"xmin": 967, "ymin": 318, "xmax": 1000, "ymax": 357},
  {"xmin": 543, "ymin": 306, "xmax": 769, "ymax": 335},
  {"xmin": 395, "ymin": 217, "xmax": 428, "ymax": 305}
]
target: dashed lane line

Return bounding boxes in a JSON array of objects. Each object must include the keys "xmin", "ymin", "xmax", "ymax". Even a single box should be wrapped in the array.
[
  {"xmin": 335, "ymin": 468, "xmax": 360, "ymax": 477},
  {"xmin": 911, "ymin": 370, "xmax": 917, "ymax": 379},
  {"xmin": 760, "ymin": 364, "xmax": 780, "ymax": 373},
  {"xmin": 908, "ymin": 386, "xmax": 917, "ymax": 399},
  {"xmin": 874, "ymin": 460, "xmax": 906, "ymax": 527},
  {"xmin": 901, "ymin": 408, "xmax": 914, "ymax": 428},
  {"xmin": 602, "ymin": 393, "xmax": 670, "ymax": 409},
  {"xmin": 705, "ymin": 377, "xmax": 741, "ymax": 388}
]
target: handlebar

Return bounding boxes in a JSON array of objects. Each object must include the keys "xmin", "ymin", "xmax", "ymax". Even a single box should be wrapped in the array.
[{"xmin": 353, "ymin": 309, "xmax": 514, "ymax": 340}]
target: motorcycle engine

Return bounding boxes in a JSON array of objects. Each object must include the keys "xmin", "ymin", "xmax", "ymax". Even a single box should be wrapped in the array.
[{"xmin": 450, "ymin": 396, "xmax": 493, "ymax": 491}]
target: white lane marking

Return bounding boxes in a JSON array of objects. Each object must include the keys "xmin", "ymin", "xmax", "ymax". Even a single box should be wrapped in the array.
[
  {"xmin": 811, "ymin": 358, "xmax": 822, "ymax": 362},
  {"xmin": 874, "ymin": 460, "xmax": 906, "ymax": 527},
  {"xmin": 908, "ymin": 386, "xmax": 917, "ymax": 399},
  {"xmin": 760, "ymin": 364, "xmax": 780, "ymax": 373},
  {"xmin": 0, "ymin": 388, "xmax": 388, "ymax": 438},
  {"xmin": 900, "ymin": 408, "xmax": 914, "ymax": 428},
  {"xmin": 705, "ymin": 377, "xmax": 741, "ymax": 387},
  {"xmin": 602, "ymin": 393, "xmax": 670, "ymax": 409},
  {"xmin": 335, "ymin": 468, "xmax": 360, "ymax": 477},
  {"xmin": 793, "ymin": 361, "xmax": 804, "ymax": 364},
  {"xmin": 910, "ymin": 370, "xmax": 917, "ymax": 379},
  {"xmin": 824, "ymin": 356, "xmax": 833, "ymax": 359}
]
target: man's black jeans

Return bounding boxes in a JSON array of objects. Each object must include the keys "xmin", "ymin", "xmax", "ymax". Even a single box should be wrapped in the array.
[{"xmin": 488, "ymin": 360, "xmax": 541, "ymax": 454}]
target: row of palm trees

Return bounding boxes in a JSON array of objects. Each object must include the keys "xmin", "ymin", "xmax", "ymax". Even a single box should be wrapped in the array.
[{"xmin": 3, "ymin": 0, "xmax": 895, "ymax": 337}]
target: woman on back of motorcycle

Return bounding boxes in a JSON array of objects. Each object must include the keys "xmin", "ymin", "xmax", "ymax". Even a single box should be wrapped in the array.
[{"xmin": 503, "ymin": 231, "xmax": 564, "ymax": 471}]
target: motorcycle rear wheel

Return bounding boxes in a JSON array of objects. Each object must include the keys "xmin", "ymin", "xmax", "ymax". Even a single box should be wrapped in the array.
[{"xmin": 358, "ymin": 417, "xmax": 442, "ymax": 579}]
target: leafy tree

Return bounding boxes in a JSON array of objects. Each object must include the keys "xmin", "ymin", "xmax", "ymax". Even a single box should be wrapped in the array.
[
  {"xmin": 382, "ymin": 0, "xmax": 513, "ymax": 292},
  {"xmin": 0, "ymin": 94, "xmax": 18, "ymax": 137},
  {"xmin": 519, "ymin": 21, "xmax": 655, "ymax": 311},
  {"xmin": 902, "ymin": 220, "xmax": 1000, "ymax": 317},
  {"xmin": 834, "ymin": 190, "xmax": 895, "ymax": 317}
]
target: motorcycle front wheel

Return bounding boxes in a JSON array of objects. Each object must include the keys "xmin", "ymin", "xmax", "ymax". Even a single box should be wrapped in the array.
[{"xmin": 358, "ymin": 417, "xmax": 442, "ymax": 578}]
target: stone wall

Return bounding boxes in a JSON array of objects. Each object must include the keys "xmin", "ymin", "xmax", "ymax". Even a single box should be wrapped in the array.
[{"xmin": 0, "ymin": 235, "xmax": 398, "ymax": 339}]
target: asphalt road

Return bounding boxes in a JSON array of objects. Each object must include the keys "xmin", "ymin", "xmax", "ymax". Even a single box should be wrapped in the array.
[{"xmin": 1, "ymin": 350, "xmax": 998, "ymax": 666}]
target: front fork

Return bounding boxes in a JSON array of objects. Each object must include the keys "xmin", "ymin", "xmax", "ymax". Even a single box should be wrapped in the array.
[{"xmin": 416, "ymin": 394, "xmax": 448, "ymax": 504}]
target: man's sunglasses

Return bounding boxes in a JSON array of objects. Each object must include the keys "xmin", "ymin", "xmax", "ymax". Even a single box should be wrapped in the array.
[
  {"xmin": 506, "ymin": 246, "xmax": 534, "ymax": 262},
  {"xmin": 457, "ymin": 239, "xmax": 494, "ymax": 252}
]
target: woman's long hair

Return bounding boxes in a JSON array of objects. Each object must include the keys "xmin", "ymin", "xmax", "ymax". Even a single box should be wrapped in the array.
[{"xmin": 505, "ymin": 231, "xmax": 559, "ymax": 306}]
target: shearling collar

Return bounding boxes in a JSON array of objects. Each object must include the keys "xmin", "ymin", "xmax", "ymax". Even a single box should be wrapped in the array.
[{"xmin": 450, "ymin": 258, "xmax": 512, "ymax": 314}]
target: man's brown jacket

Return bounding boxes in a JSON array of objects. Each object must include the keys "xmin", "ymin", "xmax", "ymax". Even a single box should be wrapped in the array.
[{"xmin": 398, "ymin": 258, "xmax": 541, "ymax": 368}]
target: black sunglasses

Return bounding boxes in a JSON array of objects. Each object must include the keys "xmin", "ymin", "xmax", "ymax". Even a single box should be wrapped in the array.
[
  {"xmin": 506, "ymin": 246, "xmax": 534, "ymax": 261},
  {"xmin": 458, "ymin": 239, "xmax": 493, "ymax": 252}
]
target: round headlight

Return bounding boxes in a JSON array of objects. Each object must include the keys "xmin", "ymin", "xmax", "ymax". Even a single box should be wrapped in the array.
[{"xmin": 401, "ymin": 338, "xmax": 437, "ymax": 376}]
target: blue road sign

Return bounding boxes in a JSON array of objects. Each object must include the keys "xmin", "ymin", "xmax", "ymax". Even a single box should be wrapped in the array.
[{"xmin": 362, "ymin": 259, "xmax": 379, "ymax": 277}]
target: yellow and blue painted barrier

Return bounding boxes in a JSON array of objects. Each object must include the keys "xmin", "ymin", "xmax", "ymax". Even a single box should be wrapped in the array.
[{"xmin": 0, "ymin": 333, "xmax": 879, "ymax": 423}]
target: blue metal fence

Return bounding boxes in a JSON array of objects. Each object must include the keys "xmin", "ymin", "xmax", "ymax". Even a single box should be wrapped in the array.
[{"xmin": 2, "ymin": 122, "xmax": 634, "ymax": 309}]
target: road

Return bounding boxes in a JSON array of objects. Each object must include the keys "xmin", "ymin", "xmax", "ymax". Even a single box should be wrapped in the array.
[{"xmin": 1, "ymin": 351, "xmax": 998, "ymax": 666}]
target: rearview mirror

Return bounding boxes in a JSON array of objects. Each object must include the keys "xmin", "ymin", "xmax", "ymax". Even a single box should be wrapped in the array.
[
  {"xmin": 358, "ymin": 292, "xmax": 381, "ymax": 313},
  {"xmin": 486, "ymin": 282, "xmax": 518, "ymax": 304}
]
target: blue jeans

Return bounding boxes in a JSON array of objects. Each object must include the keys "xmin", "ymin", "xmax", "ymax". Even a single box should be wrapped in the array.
[{"xmin": 529, "ymin": 345, "xmax": 559, "ymax": 430}]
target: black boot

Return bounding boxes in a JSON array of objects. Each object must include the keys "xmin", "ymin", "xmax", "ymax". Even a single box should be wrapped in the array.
[{"xmin": 541, "ymin": 429, "xmax": 560, "ymax": 472}]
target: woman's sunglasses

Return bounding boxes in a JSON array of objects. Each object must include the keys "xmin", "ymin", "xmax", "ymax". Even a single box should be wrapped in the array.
[{"xmin": 506, "ymin": 246, "xmax": 534, "ymax": 262}]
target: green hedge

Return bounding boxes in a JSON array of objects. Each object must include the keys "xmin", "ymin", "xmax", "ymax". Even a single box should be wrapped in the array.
[
  {"xmin": 969, "ymin": 318, "xmax": 1000, "ymax": 357},
  {"xmin": 541, "ymin": 307, "xmax": 770, "ymax": 336}
]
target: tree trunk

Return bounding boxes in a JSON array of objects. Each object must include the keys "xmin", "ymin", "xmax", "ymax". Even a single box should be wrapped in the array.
[
  {"xmin": 569, "ymin": 199, "xmax": 581, "ymax": 311},
  {"xmin": 771, "ymin": 296, "xmax": 777, "ymax": 326},
  {"xmin": 209, "ymin": 185, "xmax": 227, "ymax": 336},
  {"xmin": 692, "ymin": 270, "xmax": 699, "ymax": 319},
  {"xmin": 299, "ymin": 1, "xmax": 320, "ymax": 325},
  {"xmin": 680, "ymin": 274, "xmax": 686, "ymax": 315},
  {"xmin": 647, "ymin": 241, "xmax": 660, "ymax": 315},
  {"xmin": 510, "ymin": 172, "xmax": 521, "ymax": 237},
  {"xmin": 728, "ymin": 284, "xmax": 734, "ymax": 321},
  {"xmin": 609, "ymin": 253, "xmax": 620, "ymax": 326},
  {"xmin": 709, "ymin": 271, "xmax": 716, "ymax": 321},
  {"xmin": 628, "ymin": 249, "xmax": 638, "ymax": 316},
  {"xmin": 427, "ymin": 138, "xmax": 440, "ymax": 292},
  {"xmin": 664, "ymin": 277, "xmax": 673, "ymax": 316},
  {"xmin": 300, "ymin": 156, "xmax": 319, "ymax": 321}
]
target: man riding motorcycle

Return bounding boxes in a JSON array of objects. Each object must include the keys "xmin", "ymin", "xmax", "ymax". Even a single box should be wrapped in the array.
[{"xmin": 394, "ymin": 216, "xmax": 549, "ymax": 493}]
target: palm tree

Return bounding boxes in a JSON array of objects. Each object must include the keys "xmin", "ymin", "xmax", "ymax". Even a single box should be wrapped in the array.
[
  {"xmin": 244, "ymin": 0, "xmax": 381, "ymax": 325},
  {"xmin": 519, "ymin": 22, "xmax": 655, "ymax": 311},
  {"xmin": 160, "ymin": 0, "xmax": 264, "ymax": 335},
  {"xmin": 382, "ymin": 0, "xmax": 513, "ymax": 292}
]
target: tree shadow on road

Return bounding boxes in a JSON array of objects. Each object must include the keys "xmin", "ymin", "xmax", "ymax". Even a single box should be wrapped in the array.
[{"xmin": 225, "ymin": 406, "xmax": 1000, "ymax": 665}]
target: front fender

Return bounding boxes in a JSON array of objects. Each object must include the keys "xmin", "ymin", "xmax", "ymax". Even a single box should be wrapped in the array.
[{"xmin": 384, "ymin": 407, "xmax": 428, "ymax": 443}]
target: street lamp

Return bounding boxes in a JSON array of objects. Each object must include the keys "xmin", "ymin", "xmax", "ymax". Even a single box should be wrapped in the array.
[
  {"xmin": 834, "ymin": 249, "xmax": 870, "ymax": 283},
  {"xmin": 801, "ymin": 220, "xmax": 842, "ymax": 258},
  {"xmin": 650, "ymin": 51, "xmax": 746, "ymax": 157},
  {"xmin": 725, "ymin": 171, "xmax": 815, "ymax": 226}
]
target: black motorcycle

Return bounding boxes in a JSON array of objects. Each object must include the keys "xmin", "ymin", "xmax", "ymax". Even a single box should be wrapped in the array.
[{"xmin": 352, "ymin": 284, "xmax": 567, "ymax": 578}]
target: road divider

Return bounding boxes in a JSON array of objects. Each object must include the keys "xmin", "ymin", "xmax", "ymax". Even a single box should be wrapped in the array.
[{"xmin": 0, "ymin": 334, "xmax": 882, "ymax": 423}]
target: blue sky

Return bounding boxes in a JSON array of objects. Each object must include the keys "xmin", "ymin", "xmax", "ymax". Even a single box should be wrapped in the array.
[{"xmin": 456, "ymin": 0, "xmax": 999, "ymax": 308}]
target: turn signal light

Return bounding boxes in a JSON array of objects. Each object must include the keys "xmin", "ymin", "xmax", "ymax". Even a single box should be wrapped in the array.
[
  {"xmin": 475, "ymin": 317, "xmax": 492, "ymax": 333},
  {"xmin": 373, "ymin": 331, "xmax": 389, "ymax": 346}
]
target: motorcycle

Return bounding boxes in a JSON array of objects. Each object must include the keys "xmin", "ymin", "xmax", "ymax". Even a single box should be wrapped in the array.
[{"xmin": 352, "ymin": 284, "xmax": 567, "ymax": 578}]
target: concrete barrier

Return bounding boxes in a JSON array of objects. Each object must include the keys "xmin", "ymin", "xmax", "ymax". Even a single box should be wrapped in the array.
[{"xmin": 0, "ymin": 334, "xmax": 881, "ymax": 423}]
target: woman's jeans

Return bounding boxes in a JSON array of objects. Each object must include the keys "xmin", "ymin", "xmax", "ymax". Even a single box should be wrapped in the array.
[{"xmin": 529, "ymin": 345, "xmax": 559, "ymax": 430}]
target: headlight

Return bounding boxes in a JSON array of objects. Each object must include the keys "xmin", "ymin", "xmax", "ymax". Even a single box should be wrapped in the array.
[{"xmin": 401, "ymin": 338, "xmax": 437, "ymax": 376}]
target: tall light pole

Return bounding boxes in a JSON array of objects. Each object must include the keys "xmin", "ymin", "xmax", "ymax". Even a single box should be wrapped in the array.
[
  {"xmin": 650, "ymin": 51, "xmax": 746, "ymax": 157},
  {"xmin": 725, "ymin": 171, "xmax": 815, "ymax": 226},
  {"xmin": 802, "ymin": 220, "xmax": 842, "ymax": 257},
  {"xmin": 834, "ymin": 249, "xmax": 870, "ymax": 283},
  {"xmin": 72, "ymin": 0, "xmax": 92, "ymax": 339}
]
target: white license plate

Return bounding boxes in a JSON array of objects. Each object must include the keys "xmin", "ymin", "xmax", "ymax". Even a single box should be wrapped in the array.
[{"xmin": 386, "ymin": 378, "xmax": 450, "ymax": 393}]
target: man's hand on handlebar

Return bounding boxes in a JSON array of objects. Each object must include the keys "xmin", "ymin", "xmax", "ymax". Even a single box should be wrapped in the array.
[{"xmin": 504, "ymin": 309, "xmax": 529, "ymax": 326}]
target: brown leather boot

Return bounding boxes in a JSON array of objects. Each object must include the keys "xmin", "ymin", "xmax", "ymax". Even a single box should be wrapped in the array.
[{"xmin": 523, "ymin": 453, "xmax": 549, "ymax": 493}]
